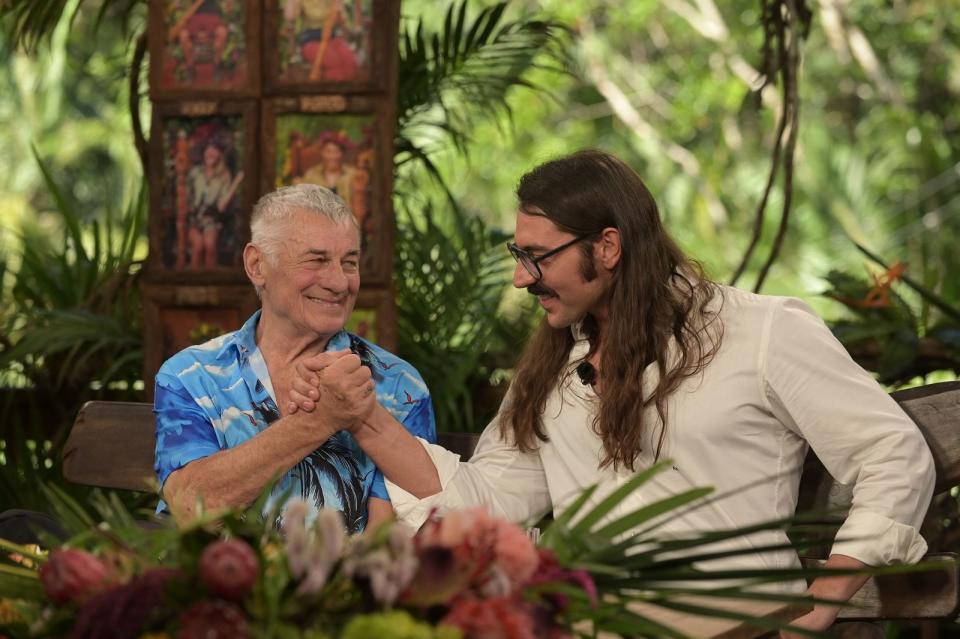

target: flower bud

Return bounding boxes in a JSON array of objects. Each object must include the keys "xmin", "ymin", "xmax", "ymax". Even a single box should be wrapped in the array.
[
  {"xmin": 176, "ymin": 600, "xmax": 249, "ymax": 639},
  {"xmin": 198, "ymin": 539, "xmax": 259, "ymax": 601},
  {"xmin": 38, "ymin": 549, "xmax": 112, "ymax": 605}
]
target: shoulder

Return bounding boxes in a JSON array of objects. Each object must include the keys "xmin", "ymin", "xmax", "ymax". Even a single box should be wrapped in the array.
[
  {"xmin": 156, "ymin": 330, "xmax": 242, "ymax": 390},
  {"xmin": 350, "ymin": 334, "xmax": 427, "ymax": 385},
  {"xmin": 715, "ymin": 285, "xmax": 821, "ymax": 325}
]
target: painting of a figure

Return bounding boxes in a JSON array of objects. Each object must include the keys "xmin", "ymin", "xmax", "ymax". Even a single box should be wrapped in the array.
[
  {"xmin": 161, "ymin": 117, "xmax": 245, "ymax": 270},
  {"xmin": 161, "ymin": 0, "xmax": 248, "ymax": 90},
  {"xmin": 345, "ymin": 307, "xmax": 377, "ymax": 342},
  {"xmin": 275, "ymin": 113, "xmax": 376, "ymax": 255},
  {"xmin": 160, "ymin": 307, "xmax": 241, "ymax": 359},
  {"xmin": 277, "ymin": 0, "xmax": 372, "ymax": 84}
]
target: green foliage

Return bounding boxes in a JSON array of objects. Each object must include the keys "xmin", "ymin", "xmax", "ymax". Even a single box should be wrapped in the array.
[
  {"xmin": 395, "ymin": 193, "xmax": 532, "ymax": 432},
  {"xmin": 395, "ymin": 0, "xmax": 569, "ymax": 199},
  {"xmin": 0, "ymin": 151, "xmax": 144, "ymax": 395},
  {"xmin": 0, "ymin": 152, "xmax": 145, "ymax": 512},
  {"xmin": 823, "ymin": 242, "xmax": 960, "ymax": 386},
  {"xmin": 393, "ymin": 0, "xmax": 565, "ymax": 431}
]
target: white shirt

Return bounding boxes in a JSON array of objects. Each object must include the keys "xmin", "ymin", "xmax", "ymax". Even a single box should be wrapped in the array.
[{"xmin": 387, "ymin": 286, "xmax": 935, "ymax": 582}]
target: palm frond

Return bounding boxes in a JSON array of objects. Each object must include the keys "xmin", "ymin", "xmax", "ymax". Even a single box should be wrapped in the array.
[
  {"xmin": 395, "ymin": 0, "xmax": 569, "ymax": 180},
  {"xmin": 1, "ymin": 0, "xmax": 144, "ymax": 53},
  {"xmin": 394, "ymin": 193, "xmax": 519, "ymax": 431}
]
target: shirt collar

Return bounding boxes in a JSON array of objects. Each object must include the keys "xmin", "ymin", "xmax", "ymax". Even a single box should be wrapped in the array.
[
  {"xmin": 224, "ymin": 309, "xmax": 262, "ymax": 363},
  {"xmin": 223, "ymin": 310, "xmax": 353, "ymax": 361}
]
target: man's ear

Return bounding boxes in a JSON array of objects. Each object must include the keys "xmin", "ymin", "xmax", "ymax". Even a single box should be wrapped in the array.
[
  {"xmin": 597, "ymin": 227, "xmax": 621, "ymax": 271},
  {"xmin": 244, "ymin": 243, "xmax": 267, "ymax": 288}
]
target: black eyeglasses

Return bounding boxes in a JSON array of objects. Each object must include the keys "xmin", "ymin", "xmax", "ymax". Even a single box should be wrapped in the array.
[{"xmin": 507, "ymin": 234, "xmax": 593, "ymax": 281}]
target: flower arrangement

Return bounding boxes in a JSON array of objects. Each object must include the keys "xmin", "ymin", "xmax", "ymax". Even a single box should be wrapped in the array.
[
  {"xmin": 0, "ymin": 490, "xmax": 600, "ymax": 639},
  {"xmin": 0, "ymin": 462, "xmax": 867, "ymax": 639}
]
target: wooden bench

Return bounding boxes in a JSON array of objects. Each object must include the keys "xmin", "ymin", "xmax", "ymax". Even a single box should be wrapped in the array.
[{"xmin": 62, "ymin": 383, "xmax": 960, "ymax": 623}]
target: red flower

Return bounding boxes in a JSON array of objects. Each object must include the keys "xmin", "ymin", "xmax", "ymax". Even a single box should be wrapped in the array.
[
  {"xmin": 176, "ymin": 600, "xmax": 249, "ymax": 639},
  {"xmin": 198, "ymin": 539, "xmax": 259, "ymax": 601},
  {"xmin": 39, "ymin": 549, "xmax": 113, "ymax": 605},
  {"xmin": 441, "ymin": 595, "xmax": 537, "ymax": 639}
]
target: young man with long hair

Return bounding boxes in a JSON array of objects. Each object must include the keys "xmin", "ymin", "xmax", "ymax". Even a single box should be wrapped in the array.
[{"xmin": 292, "ymin": 150, "xmax": 934, "ymax": 635}]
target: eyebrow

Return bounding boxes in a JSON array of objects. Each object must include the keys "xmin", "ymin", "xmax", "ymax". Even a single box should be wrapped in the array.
[
  {"xmin": 518, "ymin": 243, "xmax": 549, "ymax": 252},
  {"xmin": 302, "ymin": 248, "xmax": 362, "ymax": 258}
]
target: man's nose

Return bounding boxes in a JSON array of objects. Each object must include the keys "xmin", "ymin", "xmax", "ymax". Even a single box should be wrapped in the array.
[
  {"xmin": 321, "ymin": 263, "xmax": 350, "ymax": 292},
  {"xmin": 512, "ymin": 262, "xmax": 536, "ymax": 289}
]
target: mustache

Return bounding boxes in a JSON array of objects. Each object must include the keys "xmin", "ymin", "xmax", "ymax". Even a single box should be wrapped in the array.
[{"xmin": 527, "ymin": 283, "xmax": 556, "ymax": 297}]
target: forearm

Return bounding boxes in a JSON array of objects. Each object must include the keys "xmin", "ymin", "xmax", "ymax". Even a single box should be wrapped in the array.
[
  {"xmin": 163, "ymin": 412, "xmax": 334, "ymax": 522},
  {"xmin": 353, "ymin": 404, "xmax": 441, "ymax": 498},
  {"xmin": 787, "ymin": 554, "xmax": 869, "ymax": 635}
]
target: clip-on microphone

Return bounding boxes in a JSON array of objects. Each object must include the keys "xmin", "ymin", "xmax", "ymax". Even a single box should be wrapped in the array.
[{"xmin": 576, "ymin": 361, "xmax": 596, "ymax": 386}]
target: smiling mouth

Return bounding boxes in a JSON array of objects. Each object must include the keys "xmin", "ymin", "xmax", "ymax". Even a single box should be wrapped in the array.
[{"xmin": 306, "ymin": 295, "xmax": 345, "ymax": 307}]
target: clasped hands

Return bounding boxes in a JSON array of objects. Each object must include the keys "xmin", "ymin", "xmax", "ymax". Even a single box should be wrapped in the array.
[{"xmin": 285, "ymin": 349, "xmax": 377, "ymax": 431}]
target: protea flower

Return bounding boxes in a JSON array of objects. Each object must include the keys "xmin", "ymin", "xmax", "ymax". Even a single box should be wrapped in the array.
[
  {"xmin": 176, "ymin": 600, "xmax": 249, "ymax": 639},
  {"xmin": 198, "ymin": 539, "xmax": 259, "ymax": 601},
  {"xmin": 38, "ymin": 549, "xmax": 112, "ymax": 605}
]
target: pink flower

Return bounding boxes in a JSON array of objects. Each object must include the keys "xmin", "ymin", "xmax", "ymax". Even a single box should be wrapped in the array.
[
  {"xmin": 441, "ymin": 595, "xmax": 537, "ymax": 639},
  {"xmin": 198, "ymin": 539, "xmax": 259, "ymax": 601},
  {"xmin": 415, "ymin": 508, "xmax": 539, "ymax": 594},
  {"xmin": 491, "ymin": 520, "xmax": 538, "ymax": 584},
  {"xmin": 527, "ymin": 548, "xmax": 598, "ymax": 611},
  {"xmin": 38, "ymin": 549, "xmax": 113, "ymax": 605},
  {"xmin": 176, "ymin": 600, "xmax": 249, "ymax": 639}
]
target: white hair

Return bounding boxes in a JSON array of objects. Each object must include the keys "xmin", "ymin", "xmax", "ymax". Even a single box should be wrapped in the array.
[{"xmin": 250, "ymin": 184, "xmax": 359, "ymax": 264}]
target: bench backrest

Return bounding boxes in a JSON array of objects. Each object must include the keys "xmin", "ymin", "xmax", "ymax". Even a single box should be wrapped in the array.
[{"xmin": 62, "ymin": 401, "xmax": 482, "ymax": 492}]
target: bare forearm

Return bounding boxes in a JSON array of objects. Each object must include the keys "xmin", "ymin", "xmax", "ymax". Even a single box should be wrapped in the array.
[
  {"xmin": 808, "ymin": 553, "xmax": 870, "ymax": 610},
  {"xmin": 783, "ymin": 554, "xmax": 869, "ymax": 637},
  {"xmin": 353, "ymin": 404, "xmax": 441, "ymax": 498},
  {"xmin": 164, "ymin": 413, "xmax": 333, "ymax": 522}
]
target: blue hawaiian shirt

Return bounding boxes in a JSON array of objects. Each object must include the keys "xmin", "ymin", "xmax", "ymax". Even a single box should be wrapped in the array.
[{"xmin": 154, "ymin": 311, "xmax": 436, "ymax": 533}]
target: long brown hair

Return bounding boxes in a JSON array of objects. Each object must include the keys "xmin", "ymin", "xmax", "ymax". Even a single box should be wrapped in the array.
[{"xmin": 501, "ymin": 150, "xmax": 723, "ymax": 471}]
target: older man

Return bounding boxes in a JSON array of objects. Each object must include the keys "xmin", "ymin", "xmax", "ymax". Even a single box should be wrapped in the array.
[{"xmin": 154, "ymin": 184, "xmax": 435, "ymax": 532}]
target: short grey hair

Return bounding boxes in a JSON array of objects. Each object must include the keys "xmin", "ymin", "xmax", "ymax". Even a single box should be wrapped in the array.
[{"xmin": 250, "ymin": 184, "xmax": 359, "ymax": 263}]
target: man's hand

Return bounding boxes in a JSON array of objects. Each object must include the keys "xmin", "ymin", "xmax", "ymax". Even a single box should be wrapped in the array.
[
  {"xmin": 285, "ymin": 349, "xmax": 348, "ymax": 414},
  {"xmin": 780, "ymin": 554, "xmax": 869, "ymax": 639},
  {"xmin": 287, "ymin": 350, "xmax": 376, "ymax": 431},
  {"xmin": 780, "ymin": 605, "xmax": 838, "ymax": 638}
]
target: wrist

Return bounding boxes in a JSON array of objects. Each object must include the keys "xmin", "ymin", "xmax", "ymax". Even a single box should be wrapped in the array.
[{"xmin": 285, "ymin": 409, "xmax": 338, "ymax": 447}]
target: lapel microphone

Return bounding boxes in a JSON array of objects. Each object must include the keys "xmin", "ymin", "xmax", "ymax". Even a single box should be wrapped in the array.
[{"xmin": 576, "ymin": 361, "xmax": 597, "ymax": 386}]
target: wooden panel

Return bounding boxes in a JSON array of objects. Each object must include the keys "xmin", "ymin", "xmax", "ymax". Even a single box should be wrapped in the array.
[
  {"xmin": 892, "ymin": 381, "xmax": 960, "ymax": 493},
  {"xmin": 62, "ymin": 401, "xmax": 157, "ymax": 493},
  {"xmin": 803, "ymin": 555, "xmax": 960, "ymax": 620},
  {"xmin": 585, "ymin": 599, "xmax": 810, "ymax": 639}
]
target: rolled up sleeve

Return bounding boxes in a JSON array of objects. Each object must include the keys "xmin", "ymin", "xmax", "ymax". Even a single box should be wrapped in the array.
[{"xmin": 762, "ymin": 298, "xmax": 935, "ymax": 565}]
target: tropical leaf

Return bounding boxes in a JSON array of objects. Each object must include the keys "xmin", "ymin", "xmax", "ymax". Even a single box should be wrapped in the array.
[
  {"xmin": 1, "ymin": 0, "xmax": 144, "ymax": 53},
  {"xmin": 395, "ymin": 0, "xmax": 569, "ymax": 180},
  {"xmin": 394, "ymin": 192, "xmax": 525, "ymax": 432}
]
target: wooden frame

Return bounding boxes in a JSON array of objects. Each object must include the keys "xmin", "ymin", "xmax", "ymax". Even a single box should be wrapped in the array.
[
  {"xmin": 347, "ymin": 286, "xmax": 396, "ymax": 351},
  {"xmin": 149, "ymin": 0, "xmax": 261, "ymax": 99},
  {"xmin": 146, "ymin": 100, "xmax": 258, "ymax": 283},
  {"xmin": 263, "ymin": 0, "xmax": 399, "ymax": 95},
  {"xmin": 261, "ymin": 96, "xmax": 395, "ymax": 283},
  {"xmin": 141, "ymin": 283, "xmax": 260, "ymax": 390}
]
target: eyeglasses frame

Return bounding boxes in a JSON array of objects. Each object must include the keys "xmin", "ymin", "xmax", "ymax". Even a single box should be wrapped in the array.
[{"xmin": 506, "ymin": 233, "xmax": 595, "ymax": 281}]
